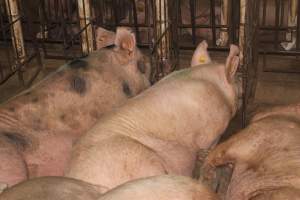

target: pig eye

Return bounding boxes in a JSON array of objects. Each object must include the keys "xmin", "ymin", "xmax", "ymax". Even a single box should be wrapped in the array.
[{"xmin": 137, "ymin": 60, "xmax": 146, "ymax": 74}]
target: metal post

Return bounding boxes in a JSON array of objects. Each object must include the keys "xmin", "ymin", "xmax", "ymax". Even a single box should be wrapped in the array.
[
  {"xmin": 239, "ymin": 0, "xmax": 246, "ymax": 65},
  {"xmin": 217, "ymin": 0, "xmax": 229, "ymax": 46},
  {"xmin": 5, "ymin": 0, "xmax": 26, "ymax": 66},
  {"xmin": 239, "ymin": 0, "xmax": 246, "ymax": 127},
  {"xmin": 78, "ymin": 0, "xmax": 94, "ymax": 54},
  {"xmin": 287, "ymin": 0, "xmax": 298, "ymax": 41},
  {"xmin": 153, "ymin": 0, "xmax": 172, "ymax": 80},
  {"xmin": 156, "ymin": 0, "xmax": 169, "ymax": 60}
]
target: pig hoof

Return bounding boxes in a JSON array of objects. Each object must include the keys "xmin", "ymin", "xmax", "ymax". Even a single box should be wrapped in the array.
[{"xmin": 0, "ymin": 182, "xmax": 8, "ymax": 193}]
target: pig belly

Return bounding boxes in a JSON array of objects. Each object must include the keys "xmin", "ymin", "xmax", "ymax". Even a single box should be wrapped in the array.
[
  {"xmin": 0, "ymin": 135, "xmax": 27, "ymax": 187},
  {"xmin": 66, "ymin": 135, "xmax": 168, "ymax": 189},
  {"xmin": 23, "ymin": 133, "xmax": 74, "ymax": 178}
]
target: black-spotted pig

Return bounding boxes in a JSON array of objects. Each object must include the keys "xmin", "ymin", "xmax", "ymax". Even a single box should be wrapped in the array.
[{"xmin": 0, "ymin": 27, "xmax": 151, "ymax": 186}]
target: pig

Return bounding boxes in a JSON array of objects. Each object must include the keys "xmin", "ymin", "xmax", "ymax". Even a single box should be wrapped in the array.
[
  {"xmin": 0, "ymin": 27, "xmax": 151, "ymax": 187},
  {"xmin": 97, "ymin": 175, "xmax": 220, "ymax": 200},
  {"xmin": 0, "ymin": 175, "xmax": 219, "ymax": 200},
  {"xmin": 65, "ymin": 41, "xmax": 240, "ymax": 190},
  {"xmin": 0, "ymin": 177, "xmax": 105, "ymax": 200},
  {"xmin": 201, "ymin": 103, "xmax": 300, "ymax": 200}
]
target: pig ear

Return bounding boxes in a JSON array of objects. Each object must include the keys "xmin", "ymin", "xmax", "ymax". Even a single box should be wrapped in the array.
[
  {"xmin": 114, "ymin": 27, "xmax": 136, "ymax": 53},
  {"xmin": 225, "ymin": 44, "xmax": 240, "ymax": 83},
  {"xmin": 190, "ymin": 40, "xmax": 212, "ymax": 67},
  {"xmin": 95, "ymin": 27, "xmax": 116, "ymax": 50}
]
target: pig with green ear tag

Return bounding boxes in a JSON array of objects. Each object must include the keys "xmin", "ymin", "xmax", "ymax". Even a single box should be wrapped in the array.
[
  {"xmin": 65, "ymin": 41, "xmax": 240, "ymax": 191},
  {"xmin": 0, "ymin": 27, "xmax": 151, "ymax": 187}
]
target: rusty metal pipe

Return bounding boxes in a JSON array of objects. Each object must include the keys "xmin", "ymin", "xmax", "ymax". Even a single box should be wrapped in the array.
[{"xmin": 78, "ymin": 0, "xmax": 93, "ymax": 53}]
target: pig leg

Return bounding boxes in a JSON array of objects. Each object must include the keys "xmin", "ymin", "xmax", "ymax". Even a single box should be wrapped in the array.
[
  {"xmin": 23, "ymin": 133, "xmax": 74, "ymax": 178},
  {"xmin": 0, "ymin": 135, "xmax": 28, "ymax": 187}
]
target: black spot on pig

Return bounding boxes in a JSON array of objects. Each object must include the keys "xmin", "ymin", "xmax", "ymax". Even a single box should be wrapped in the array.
[
  {"xmin": 137, "ymin": 60, "xmax": 146, "ymax": 74},
  {"xmin": 60, "ymin": 114, "xmax": 66, "ymax": 121},
  {"xmin": 70, "ymin": 76, "xmax": 87, "ymax": 95},
  {"xmin": 69, "ymin": 59, "xmax": 88, "ymax": 70},
  {"xmin": 122, "ymin": 81, "xmax": 132, "ymax": 97},
  {"xmin": 31, "ymin": 97, "xmax": 39, "ymax": 103},
  {"xmin": 2, "ymin": 132, "xmax": 29, "ymax": 151},
  {"xmin": 8, "ymin": 107, "xmax": 15, "ymax": 112},
  {"xmin": 283, "ymin": 147, "xmax": 290, "ymax": 152}
]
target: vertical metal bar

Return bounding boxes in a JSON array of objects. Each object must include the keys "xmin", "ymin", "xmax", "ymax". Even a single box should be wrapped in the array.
[
  {"xmin": 287, "ymin": 0, "xmax": 298, "ymax": 41},
  {"xmin": 131, "ymin": 0, "xmax": 140, "ymax": 43},
  {"xmin": 296, "ymin": 0, "xmax": 300, "ymax": 49},
  {"xmin": 154, "ymin": 0, "xmax": 172, "ymax": 79},
  {"xmin": 112, "ymin": 0, "xmax": 119, "ymax": 27},
  {"xmin": 4, "ymin": 0, "xmax": 26, "ymax": 65},
  {"xmin": 262, "ymin": 0, "xmax": 266, "ymax": 26},
  {"xmin": 217, "ymin": 0, "xmax": 229, "ymax": 46},
  {"xmin": 59, "ymin": 0, "xmax": 68, "ymax": 60},
  {"xmin": 239, "ymin": 0, "xmax": 246, "ymax": 127},
  {"xmin": 189, "ymin": 0, "xmax": 196, "ymax": 45},
  {"xmin": 78, "ymin": 0, "xmax": 93, "ymax": 53},
  {"xmin": 210, "ymin": 0, "xmax": 217, "ymax": 46},
  {"xmin": 280, "ymin": 0, "xmax": 284, "ymax": 27},
  {"xmin": 274, "ymin": 0, "xmax": 280, "ymax": 49}
]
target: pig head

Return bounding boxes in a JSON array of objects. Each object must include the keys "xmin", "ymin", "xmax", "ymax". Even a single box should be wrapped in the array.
[{"xmin": 201, "ymin": 103, "xmax": 300, "ymax": 200}]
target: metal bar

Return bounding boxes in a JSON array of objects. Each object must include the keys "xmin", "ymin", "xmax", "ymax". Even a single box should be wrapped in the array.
[
  {"xmin": 131, "ymin": 0, "xmax": 140, "ymax": 43},
  {"xmin": 189, "ymin": 0, "xmax": 196, "ymax": 45},
  {"xmin": 239, "ymin": 0, "xmax": 246, "ymax": 127},
  {"xmin": 296, "ymin": 0, "xmax": 300, "ymax": 49},
  {"xmin": 217, "ymin": 0, "xmax": 229, "ymax": 46},
  {"xmin": 4, "ymin": 0, "xmax": 26, "ymax": 65},
  {"xmin": 210, "ymin": 0, "xmax": 217, "ymax": 46},
  {"xmin": 78, "ymin": 0, "xmax": 93, "ymax": 53},
  {"xmin": 287, "ymin": 0, "xmax": 298, "ymax": 41},
  {"xmin": 274, "ymin": 0, "xmax": 280, "ymax": 49}
]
